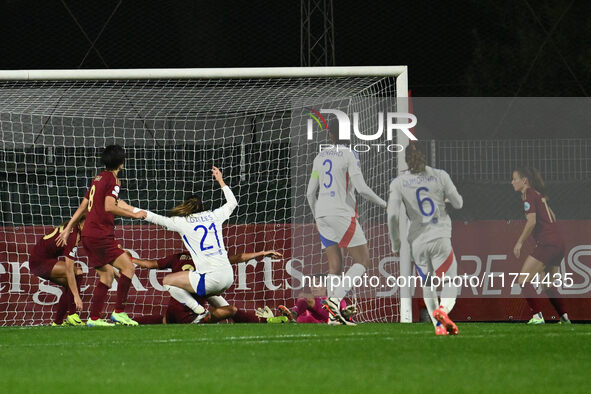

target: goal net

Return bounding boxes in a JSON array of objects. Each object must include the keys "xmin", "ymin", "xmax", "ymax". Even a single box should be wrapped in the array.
[{"xmin": 0, "ymin": 67, "xmax": 409, "ymax": 326}]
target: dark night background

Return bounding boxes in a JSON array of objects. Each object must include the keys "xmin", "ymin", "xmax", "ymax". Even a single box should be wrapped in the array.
[
  {"xmin": 1, "ymin": 0, "xmax": 590, "ymax": 97},
  {"xmin": 1, "ymin": 0, "xmax": 589, "ymax": 223}
]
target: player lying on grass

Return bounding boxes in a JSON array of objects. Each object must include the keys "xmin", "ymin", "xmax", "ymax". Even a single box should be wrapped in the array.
[
  {"xmin": 257, "ymin": 274, "xmax": 357, "ymax": 324},
  {"xmin": 306, "ymin": 121, "xmax": 387, "ymax": 326},
  {"xmin": 29, "ymin": 216, "xmax": 86, "ymax": 326},
  {"xmin": 130, "ymin": 250, "xmax": 282, "ymax": 324},
  {"xmin": 136, "ymin": 166, "xmax": 237, "ymax": 323},
  {"xmin": 58, "ymin": 144, "xmax": 147, "ymax": 326},
  {"xmin": 388, "ymin": 142, "xmax": 463, "ymax": 336},
  {"xmin": 511, "ymin": 167, "xmax": 570, "ymax": 324}
]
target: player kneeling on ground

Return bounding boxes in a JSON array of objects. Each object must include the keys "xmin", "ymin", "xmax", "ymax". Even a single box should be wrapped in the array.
[{"xmin": 29, "ymin": 217, "xmax": 86, "ymax": 326}]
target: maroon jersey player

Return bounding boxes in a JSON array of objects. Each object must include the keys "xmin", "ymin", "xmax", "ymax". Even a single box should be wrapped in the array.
[
  {"xmin": 58, "ymin": 145, "xmax": 146, "ymax": 326},
  {"xmin": 132, "ymin": 250, "xmax": 282, "ymax": 324},
  {"xmin": 29, "ymin": 218, "xmax": 86, "ymax": 326},
  {"xmin": 512, "ymin": 167, "xmax": 570, "ymax": 324}
]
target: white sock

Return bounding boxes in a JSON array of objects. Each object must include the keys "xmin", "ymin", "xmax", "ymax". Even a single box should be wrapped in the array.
[
  {"xmin": 326, "ymin": 274, "xmax": 339, "ymax": 298},
  {"xmin": 422, "ymin": 285, "xmax": 439, "ymax": 327},
  {"xmin": 333, "ymin": 263, "xmax": 366, "ymax": 299},
  {"xmin": 439, "ymin": 278, "xmax": 458, "ymax": 315},
  {"xmin": 165, "ymin": 285, "xmax": 205, "ymax": 314},
  {"xmin": 534, "ymin": 312, "xmax": 543, "ymax": 320}
]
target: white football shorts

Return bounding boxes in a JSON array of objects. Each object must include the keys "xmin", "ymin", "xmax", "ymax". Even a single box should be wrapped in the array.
[
  {"xmin": 316, "ymin": 215, "xmax": 367, "ymax": 249},
  {"xmin": 411, "ymin": 237, "xmax": 457, "ymax": 280},
  {"xmin": 188, "ymin": 265, "xmax": 234, "ymax": 297}
]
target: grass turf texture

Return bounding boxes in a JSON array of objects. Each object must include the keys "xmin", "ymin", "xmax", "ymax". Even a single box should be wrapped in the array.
[{"xmin": 1, "ymin": 323, "xmax": 590, "ymax": 393}]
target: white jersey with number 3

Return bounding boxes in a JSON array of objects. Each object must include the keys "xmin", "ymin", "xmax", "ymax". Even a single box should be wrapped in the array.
[
  {"xmin": 142, "ymin": 186, "xmax": 238, "ymax": 275},
  {"xmin": 307, "ymin": 146, "xmax": 387, "ymax": 219},
  {"xmin": 388, "ymin": 166, "xmax": 463, "ymax": 247}
]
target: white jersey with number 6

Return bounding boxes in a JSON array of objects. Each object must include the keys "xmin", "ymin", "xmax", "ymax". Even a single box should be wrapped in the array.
[
  {"xmin": 142, "ymin": 186, "xmax": 238, "ymax": 275},
  {"xmin": 388, "ymin": 166, "xmax": 462, "ymax": 248}
]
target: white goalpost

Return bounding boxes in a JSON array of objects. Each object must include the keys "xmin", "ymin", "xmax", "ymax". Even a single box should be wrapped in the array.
[{"xmin": 0, "ymin": 66, "xmax": 412, "ymax": 325}]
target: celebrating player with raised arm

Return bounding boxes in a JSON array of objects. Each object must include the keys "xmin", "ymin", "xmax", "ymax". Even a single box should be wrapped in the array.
[
  {"xmin": 388, "ymin": 142, "xmax": 463, "ymax": 335},
  {"xmin": 511, "ymin": 167, "xmax": 570, "ymax": 324},
  {"xmin": 306, "ymin": 128, "xmax": 387, "ymax": 325},
  {"xmin": 132, "ymin": 250, "xmax": 282, "ymax": 324},
  {"xmin": 29, "ymin": 217, "xmax": 86, "ymax": 326},
  {"xmin": 137, "ymin": 166, "xmax": 237, "ymax": 323},
  {"xmin": 57, "ymin": 145, "xmax": 146, "ymax": 326}
]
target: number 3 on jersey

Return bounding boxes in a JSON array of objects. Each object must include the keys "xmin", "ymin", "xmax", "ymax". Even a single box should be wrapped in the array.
[
  {"xmin": 416, "ymin": 187, "xmax": 435, "ymax": 216},
  {"xmin": 323, "ymin": 159, "xmax": 333, "ymax": 188},
  {"xmin": 88, "ymin": 185, "xmax": 96, "ymax": 211}
]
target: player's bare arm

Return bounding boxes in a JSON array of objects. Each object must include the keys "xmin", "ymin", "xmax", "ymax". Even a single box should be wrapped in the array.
[
  {"xmin": 228, "ymin": 250, "xmax": 282, "ymax": 264},
  {"xmin": 514, "ymin": 212, "xmax": 536, "ymax": 258},
  {"xmin": 105, "ymin": 196, "xmax": 147, "ymax": 219},
  {"xmin": 64, "ymin": 256, "xmax": 83, "ymax": 310},
  {"xmin": 57, "ymin": 198, "xmax": 89, "ymax": 247},
  {"xmin": 212, "ymin": 166, "xmax": 226, "ymax": 187}
]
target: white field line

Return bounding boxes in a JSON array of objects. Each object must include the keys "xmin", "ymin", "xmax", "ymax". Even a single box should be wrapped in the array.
[{"xmin": 1, "ymin": 329, "xmax": 590, "ymax": 348}]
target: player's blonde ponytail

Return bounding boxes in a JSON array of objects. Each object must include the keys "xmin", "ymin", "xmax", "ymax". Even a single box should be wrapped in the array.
[
  {"xmin": 168, "ymin": 195, "xmax": 205, "ymax": 217},
  {"xmin": 405, "ymin": 142, "xmax": 426, "ymax": 174}
]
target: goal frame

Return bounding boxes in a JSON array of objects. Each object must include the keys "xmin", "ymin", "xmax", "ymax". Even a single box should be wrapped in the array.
[{"xmin": 0, "ymin": 66, "xmax": 412, "ymax": 323}]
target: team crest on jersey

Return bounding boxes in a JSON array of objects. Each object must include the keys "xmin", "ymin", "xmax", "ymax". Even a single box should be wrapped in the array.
[
  {"xmin": 524, "ymin": 202, "xmax": 531, "ymax": 211},
  {"xmin": 182, "ymin": 264, "xmax": 195, "ymax": 271}
]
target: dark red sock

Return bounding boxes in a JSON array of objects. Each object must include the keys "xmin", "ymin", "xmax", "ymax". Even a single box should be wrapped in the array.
[
  {"xmin": 522, "ymin": 283, "xmax": 548, "ymax": 315},
  {"xmin": 90, "ymin": 282, "xmax": 110, "ymax": 320},
  {"xmin": 115, "ymin": 275, "xmax": 132, "ymax": 313},
  {"xmin": 546, "ymin": 287, "xmax": 568, "ymax": 316},
  {"xmin": 232, "ymin": 309, "xmax": 261, "ymax": 323},
  {"xmin": 67, "ymin": 275, "xmax": 83, "ymax": 315},
  {"xmin": 54, "ymin": 288, "xmax": 70, "ymax": 324},
  {"xmin": 135, "ymin": 314, "xmax": 164, "ymax": 325}
]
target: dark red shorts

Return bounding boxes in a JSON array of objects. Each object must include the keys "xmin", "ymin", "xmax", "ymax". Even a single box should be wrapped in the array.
[
  {"xmin": 29, "ymin": 257, "xmax": 59, "ymax": 280},
  {"xmin": 81, "ymin": 236, "xmax": 125, "ymax": 268},
  {"xmin": 531, "ymin": 243, "xmax": 565, "ymax": 267},
  {"xmin": 165, "ymin": 299, "xmax": 197, "ymax": 324}
]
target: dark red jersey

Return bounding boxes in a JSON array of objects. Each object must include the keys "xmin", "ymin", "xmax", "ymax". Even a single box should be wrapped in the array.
[
  {"xmin": 82, "ymin": 171, "xmax": 120, "ymax": 239},
  {"xmin": 157, "ymin": 252, "xmax": 196, "ymax": 273},
  {"xmin": 30, "ymin": 225, "xmax": 79, "ymax": 261},
  {"xmin": 523, "ymin": 188, "xmax": 563, "ymax": 246}
]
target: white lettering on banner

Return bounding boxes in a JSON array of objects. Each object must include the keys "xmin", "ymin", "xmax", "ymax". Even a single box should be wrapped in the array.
[
  {"xmin": 460, "ymin": 255, "xmax": 481, "ymax": 296},
  {"xmin": 33, "ymin": 281, "xmax": 62, "ymax": 305},
  {"xmin": 0, "ymin": 263, "xmax": 5, "ymax": 292},
  {"xmin": 236, "ymin": 259, "xmax": 258, "ymax": 290},
  {"xmin": 8, "ymin": 261, "xmax": 29, "ymax": 293},
  {"xmin": 285, "ymin": 258, "xmax": 304, "ymax": 290},
  {"xmin": 376, "ymin": 256, "xmax": 399, "ymax": 297},
  {"xmin": 2, "ymin": 245, "xmax": 591, "ymax": 306},
  {"xmin": 262, "ymin": 257, "xmax": 281, "ymax": 291},
  {"xmin": 149, "ymin": 269, "xmax": 171, "ymax": 291},
  {"xmin": 560, "ymin": 245, "xmax": 591, "ymax": 294},
  {"xmin": 482, "ymin": 255, "xmax": 506, "ymax": 296}
]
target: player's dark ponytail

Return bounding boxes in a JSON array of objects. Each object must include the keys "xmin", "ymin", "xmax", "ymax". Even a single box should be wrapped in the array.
[
  {"xmin": 515, "ymin": 167, "xmax": 548, "ymax": 199},
  {"xmin": 168, "ymin": 195, "xmax": 206, "ymax": 217},
  {"xmin": 405, "ymin": 142, "xmax": 426, "ymax": 174}
]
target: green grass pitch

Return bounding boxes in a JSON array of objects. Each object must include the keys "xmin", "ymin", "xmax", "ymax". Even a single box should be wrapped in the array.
[{"xmin": 1, "ymin": 322, "xmax": 590, "ymax": 393}]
